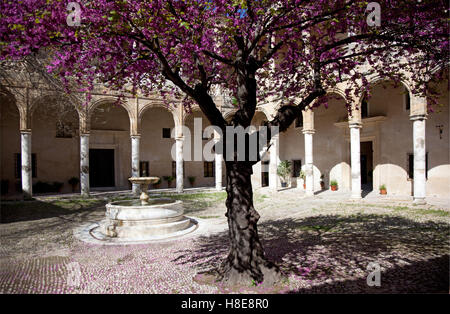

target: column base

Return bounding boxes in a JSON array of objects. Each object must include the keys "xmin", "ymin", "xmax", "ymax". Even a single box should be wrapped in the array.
[
  {"xmin": 413, "ymin": 197, "xmax": 426, "ymax": 205},
  {"xmin": 305, "ymin": 190, "xmax": 314, "ymax": 197},
  {"xmin": 351, "ymin": 191, "xmax": 362, "ymax": 200}
]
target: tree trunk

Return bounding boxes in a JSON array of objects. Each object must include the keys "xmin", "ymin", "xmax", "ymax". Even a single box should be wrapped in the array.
[{"xmin": 218, "ymin": 161, "xmax": 280, "ymax": 286}]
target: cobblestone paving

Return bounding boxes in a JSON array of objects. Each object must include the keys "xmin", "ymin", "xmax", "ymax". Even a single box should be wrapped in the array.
[{"xmin": 0, "ymin": 189, "xmax": 449, "ymax": 293}]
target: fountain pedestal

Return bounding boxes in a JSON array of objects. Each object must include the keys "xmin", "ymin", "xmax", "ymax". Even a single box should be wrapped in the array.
[{"xmin": 128, "ymin": 177, "xmax": 158, "ymax": 205}]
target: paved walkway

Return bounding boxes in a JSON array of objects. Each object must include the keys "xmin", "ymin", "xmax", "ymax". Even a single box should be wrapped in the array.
[{"xmin": 0, "ymin": 189, "xmax": 448, "ymax": 293}]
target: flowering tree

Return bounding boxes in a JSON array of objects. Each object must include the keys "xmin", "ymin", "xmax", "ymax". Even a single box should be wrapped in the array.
[{"xmin": 1, "ymin": 0, "xmax": 448, "ymax": 285}]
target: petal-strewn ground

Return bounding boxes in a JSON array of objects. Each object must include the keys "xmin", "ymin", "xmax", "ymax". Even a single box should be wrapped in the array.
[{"xmin": 1, "ymin": 189, "xmax": 448, "ymax": 293}]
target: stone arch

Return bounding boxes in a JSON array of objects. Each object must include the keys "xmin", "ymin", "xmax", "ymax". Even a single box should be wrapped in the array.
[
  {"xmin": 88, "ymin": 97, "xmax": 133, "ymax": 133},
  {"xmin": 362, "ymin": 77, "xmax": 413, "ymax": 117},
  {"xmin": 223, "ymin": 109, "xmax": 237, "ymax": 122},
  {"xmin": 0, "ymin": 87, "xmax": 22, "ymax": 128},
  {"xmin": 252, "ymin": 110, "xmax": 269, "ymax": 126},
  {"xmin": 182, "ymin": 104, "xmax": 203, "ymax": 124},
  {"xmin": 30, "ymin": 93, "xmax": 80, "ymax": 136},
  {"xmin": 139, "ymin": 101, "xmax": 179, "ymax": 133},
  {"xmin": 0, "ymin": 89, "xmax": 21, "ymax": 194}
]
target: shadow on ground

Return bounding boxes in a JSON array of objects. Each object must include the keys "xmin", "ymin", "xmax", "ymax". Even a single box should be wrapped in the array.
[
  {"xmin": 0, "ymin": 199, "xmax": 105, "ymax": 223},
  {"xmin": 173, "ymin": 213, "xmax": 449, "ymax": 293}
]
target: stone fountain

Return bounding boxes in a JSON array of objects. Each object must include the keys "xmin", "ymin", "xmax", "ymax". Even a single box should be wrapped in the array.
[{"xmin": 85, "ymin": 177, "xmax": 197, "ymax": 243}]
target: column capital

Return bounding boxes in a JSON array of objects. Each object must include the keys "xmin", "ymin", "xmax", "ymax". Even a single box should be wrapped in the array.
[
  {"xmin": 348, "ymin": 122, "xmax": 362, "ymax": 129},
  {"xmin": 130, "ymin": 134, "xmax": 141, "ymax": 139},
  {"xmin": 20, "ymin": 129, "xmax": 32, "ymax": 134},
  {"xmin": 302, "ymin": 129, "xmax": 315, "ymax": 135},
  {"xmin": 175, "ymin": 136, "xmax": 185, "ymax": 141},
  {"xmin": 410, "ymin": 114, "xmax": 427, "ymax": 122},
  {"xmin": 80, "ymin": 132, "xmax": 90, "ymax": 137}
]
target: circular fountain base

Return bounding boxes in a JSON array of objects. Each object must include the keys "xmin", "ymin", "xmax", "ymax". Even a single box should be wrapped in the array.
[
  {"xmin": 102, "ymin": 198, "xmax": 197, "ymax": 240},
  {"xmin": 74, "ymin": 198, "xmax": 198, "ymax": 244}
]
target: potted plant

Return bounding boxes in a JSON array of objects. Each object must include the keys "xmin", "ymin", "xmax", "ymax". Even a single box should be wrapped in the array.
[
  {"xmin": 320, "ymin": 174, "xmax": 325, "ymax": 190},
  {"xmin": 379, "ymin": 184, "xmax": 387, "ymax": 195},
  {"xmin": 153, "ymin": 178, "xmax": 161, "ymax": 189},
  {"xmin": 52, "ymin": 182, "xmax": 64, "ymax": 193},
  {"xmin": 163, "ymin": 176, "xmax": 175, "ymax": 188},
  {"xmin": 68, "ymin": 177, "xmax": 79, "ymax": 192},
  {"xmin": 300, "ymin": 170, "xmax": 306, "ymax": 189},
  {"xmin": 330, "ymin": 180, "xmax": 338, "ymax": 191},
  {"xmin": 277, "ymin": 161, "xmax": 292, "ymax": 188},
  {"xmin": 188, "ymin": 176, "xmax": 196, "ymax": 187}
]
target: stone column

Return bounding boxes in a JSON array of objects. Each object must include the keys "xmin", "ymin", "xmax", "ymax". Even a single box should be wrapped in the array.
[
  {"xmin": 269, "ymin": 134, "xmax": 280, "ymax": 190},
  {"xmin": 131, "ymin": 135, "xmax": 141, "ymax": 195},
  {"xmin": 214, "ymin": 131, "xmax": 223, "ymax": 191},
  {"xmin": 411, "ymin": 115, "xmax": 427, "ymax": 204},
  {"xmin": 349, "ymin": 123, "xmax": 362, "ymax": 199},
  {"xmin": 215, "ymin": 151, "xmax": 223, "ymax": 191},
  {"xmin": 20, "ymin": 130, "xmax": 32, "ymax": 199},
  {"xmin": 176, "ymin": 136, "xmax": 184, "ymax": 193},
  {"xmin": 303, "ymin": 130, "xmax": 315, "ymax": 197},
  {"xmin": 80, "ymin": 133, "xmax": 90, "ymax": 197}
]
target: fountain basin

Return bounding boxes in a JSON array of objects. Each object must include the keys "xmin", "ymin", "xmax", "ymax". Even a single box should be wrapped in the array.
[{"xmin": 100, "ymin": 198, "xmax": 196, "ymax": 240}]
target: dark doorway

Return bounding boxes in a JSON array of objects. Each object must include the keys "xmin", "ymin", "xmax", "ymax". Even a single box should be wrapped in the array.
[
  {"xmin": 89, "ymin": 149, "xmax": 115, "ymax": 187},
  {"xmin": 261, "ymin": 160, "xmax": 269, "ymax": 187},
  {"xmin": 360, "ymin": 141, "xmax": 373, "ymax": 192}
]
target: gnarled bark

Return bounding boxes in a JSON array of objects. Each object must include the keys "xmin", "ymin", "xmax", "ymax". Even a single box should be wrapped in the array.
[{"xmin": 218, "ymin": 161, "xmax": 280, "ymax": 286}]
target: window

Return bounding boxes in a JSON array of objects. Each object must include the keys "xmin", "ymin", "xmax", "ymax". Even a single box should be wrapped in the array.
[
  {"xmin": 162, "ymin": 128, "xmax": 171, "ymax": 138},
  {"xmin": 361, "ymin": 97, "xmax": 369, "ymax": 118},
  {"xmin": 404, "ymin": 87, "xmax": 411, "ymax": 111},
  {"xmin": 292, "ymin": 160, "xmax": 302, "ymax": 177},
  {"xmin": 139, "ymin": 161, "xmax": 149, "ymax": 177},
  {"xmin": 172, "ymin": 161, "xmax": 185, "ymax": 178},
  {"xmin": 15, "ymin": 153, "xmax": 37, "ymax": 178},
  {"xmin": 295, "ymin": 115, "xmax": 303, "ymax": 128},
  {"xmin": 408, "ymin": 153, "xmax": 428, "ymax": 179},
  {"xmin": 204, "ymin": 161, "xmax": 215, "ymax": 177}
]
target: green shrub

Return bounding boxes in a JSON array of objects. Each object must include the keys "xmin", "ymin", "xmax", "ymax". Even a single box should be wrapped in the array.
[{"xmin": 277, "ymin": 161, "xmax": 292, "ymax": 184}]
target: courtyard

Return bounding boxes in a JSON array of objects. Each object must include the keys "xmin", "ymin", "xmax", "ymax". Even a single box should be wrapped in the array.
[{"xmin": 1, "ymin": 189, "xmax": 448, "ymax": 294}]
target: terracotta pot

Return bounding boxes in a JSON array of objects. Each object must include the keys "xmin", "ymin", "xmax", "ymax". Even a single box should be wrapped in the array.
[
  {"xmin": 320, "ymin": 182, "xmax": 325, "ymax": 189},
  {"xmin": 380, "ymin": 189, "xmax": 387, "ymax": 195},
  {"xmin": 331, "ymin": 185, "xmax": 337, "ymax": 191},
  {"xmin": 303, "ymin": 183, "xmax": 306, "ymax": 189}
]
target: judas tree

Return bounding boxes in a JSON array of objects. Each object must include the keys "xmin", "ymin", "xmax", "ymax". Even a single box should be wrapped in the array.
[{"xmin": 1, "ymin": 0, "xmax": 448, "ymax": 285}]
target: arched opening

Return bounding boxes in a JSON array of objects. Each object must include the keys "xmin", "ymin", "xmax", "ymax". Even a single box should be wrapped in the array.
[
  {"xmin": 90, "ymin": 102, "xmax": 130, "ymax": 189},
  {"xmin": 365, "ymin": 80, "xmax": 414, "ymax": 196},
  {"xmin": 140, "ymin": 106, "xmax": 176, "ymax": 188},
  {"xmin": 31, "ymin": 95, "xmax": 80, "ymax": 194},
  {"xmin": 314, "ymin": 93, "xmax": 349, "ymax": 192},
  {"xmin": 250, "ymin": 111, "xmax": 270, "ymax": 188},
  {"xmin": 0, "ymin": 92, "xmax": 20, "ymax": 195},
  {"xmin": 184, "ymin": 110, "xmax": 216, "ymax": 188},
  {"xmin": 423, "ymin": 70, "xmax": 449, "ymax": 197}
]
